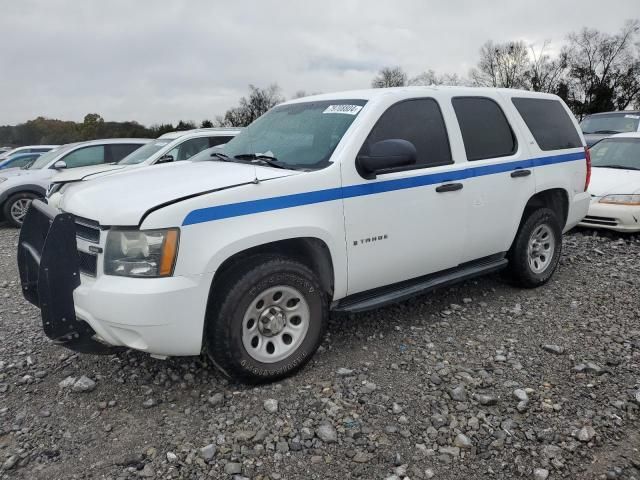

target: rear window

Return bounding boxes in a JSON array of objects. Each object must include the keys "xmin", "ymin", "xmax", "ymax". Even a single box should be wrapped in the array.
[
  {"xmin": 452, "ymin": 97, "xmax": 516, "ymax": 161},
  {"xmin": 512, "ymin": 98, "xmax": 582, "ymax": 150}
]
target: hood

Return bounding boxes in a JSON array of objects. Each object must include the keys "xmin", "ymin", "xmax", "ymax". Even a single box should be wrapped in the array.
[
  {"xmin": 0, "ymin": 167, "xmax": 51, "ymax": 181},
  {"xmin": 588, "ymin": 167, "xmax": 640, "ymax": 197},
  {"xmin": 51, "ymin": 163, "xmax": 132, "ymax": 183},
  {"xmin": 584, "ymin": 133, "xmax": 611, "ymax": 147},
  {"xmin": 60, "ymin": 161, "xmax": 299, "ymax": 225}
]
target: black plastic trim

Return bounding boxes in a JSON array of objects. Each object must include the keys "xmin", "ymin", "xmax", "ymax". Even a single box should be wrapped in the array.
[{"xmin": 332, "ymin": 253, "xmax": 507, "ymax": 313}]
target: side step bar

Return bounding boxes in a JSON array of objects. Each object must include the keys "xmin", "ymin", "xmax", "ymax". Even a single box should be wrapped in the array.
[{"xmin": 332, "ymin": 255, "xmax": 508, "ymax": 313}]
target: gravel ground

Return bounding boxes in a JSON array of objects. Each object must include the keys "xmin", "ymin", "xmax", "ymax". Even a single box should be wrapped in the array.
[{"xmin": 1, "ymin": 223, "xmax": 639, "ymax": 480}]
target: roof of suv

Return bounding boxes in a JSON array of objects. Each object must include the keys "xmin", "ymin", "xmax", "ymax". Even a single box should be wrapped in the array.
[
  {"xmin": 584, "ymin": 111, "xmax": 640, "ymax": 117},
  {"xmin": 285, "ymin": 86, "xmax": 558, "ymax": 104},
  {"xmin": 158, "ymin": 128, "xmax": 243, "ymax": 140}
]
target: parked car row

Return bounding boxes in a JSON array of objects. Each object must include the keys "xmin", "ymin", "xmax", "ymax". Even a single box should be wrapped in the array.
[{"xmin": 0, "ymin": 128, "xmax": 240, "ymax": 227}]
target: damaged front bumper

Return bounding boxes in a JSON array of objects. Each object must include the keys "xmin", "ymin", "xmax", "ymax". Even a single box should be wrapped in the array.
[{"xmin": 17, "ymin": 200, "xmax": 122, "ymax": 354}]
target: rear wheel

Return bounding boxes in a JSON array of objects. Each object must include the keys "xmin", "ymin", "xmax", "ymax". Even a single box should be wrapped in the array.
[
  {"xmin": 505, "ymin": 207, "xmax": 562, "ymax": 288},
  {"xmin": 3, "ymin": 192, "xmax": 38, "ymax": 228},
  {"xmin": 205, "ymin": 256, "xmax": 328, "ymax": 383}
]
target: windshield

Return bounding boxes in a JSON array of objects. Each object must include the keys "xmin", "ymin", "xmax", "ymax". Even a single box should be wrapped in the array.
[
  {"xmin": 590, "ymin": 138, "xmax": 640, "ymax": 170},
  {"xmin": 118, "ymin": 139, "xmax": 173, "ymax": 165},
  {"xmin": 222, "ymin": 99, "xmax": 367, "ymax": 169},
  {"xmin": 28, "ymin": 144, "xmax": 74, "ymax": 169},
  {"xmin": 190, "ymin": 145, "xmax": 226, "ymax": 162},
  {"xmin": 581, "ymin": 114, "xmax": 640, "ymax": 134}
]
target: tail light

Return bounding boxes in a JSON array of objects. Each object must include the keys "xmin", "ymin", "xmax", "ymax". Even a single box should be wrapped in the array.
[{"xmin": 584, "ymin": 146, "xmax": 591, "ymax": 192}]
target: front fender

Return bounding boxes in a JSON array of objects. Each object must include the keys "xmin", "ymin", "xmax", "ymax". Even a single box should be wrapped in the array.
[{"xmin": 0, "ymin": 184, "xmax": 47, "ymax": 206}]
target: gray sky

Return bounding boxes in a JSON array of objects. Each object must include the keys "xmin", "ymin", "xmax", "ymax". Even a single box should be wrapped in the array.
[{"xmin": 1, "ymin": 0, "xmax": 638, "ymax": 126}]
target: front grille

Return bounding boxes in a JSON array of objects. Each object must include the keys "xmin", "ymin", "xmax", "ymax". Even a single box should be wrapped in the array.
[
  {"xmin": 583, "ymin": 215, "xmax": 618, "ymax": 226},
  {"xmin": 75, "ymin": 218, "xmax": 100, "ymax": 243},
  {"xmin": 78, "ymin": 251, "xmax": 97, "ymax": 276}
]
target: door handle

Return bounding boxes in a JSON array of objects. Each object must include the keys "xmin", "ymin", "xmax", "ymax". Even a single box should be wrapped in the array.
[
  {"xmin": 510, "ymin": 169, "xmax": 532, "ymax": 178},
  {"xmin": 435, "ymin": 183, "xmax": 463, "ymax": 193}
]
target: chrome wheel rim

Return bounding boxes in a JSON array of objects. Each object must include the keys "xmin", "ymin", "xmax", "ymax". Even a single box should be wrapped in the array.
[
  {"xmin": 527, "ymin": 224, "xmax": 555, "ymax": 274},
  {"xmin": 10, "ymin": 198, "xmax": 32, "ymax": 225},
  {"xmin": 242, "ymin": 285, "xmax": 310, "ymax": 363}
]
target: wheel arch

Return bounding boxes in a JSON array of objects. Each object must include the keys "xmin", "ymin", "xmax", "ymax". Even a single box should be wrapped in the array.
[
  {"xmin": 522, "ymin": 188, "xmax": 569, "ymax": 229},
  {"xmin": 210, "ymin": 236, "xmax": 336, "ymax": 299}
]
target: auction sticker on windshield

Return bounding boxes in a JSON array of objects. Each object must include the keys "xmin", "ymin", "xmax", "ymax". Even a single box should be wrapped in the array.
[{"xmin": 323, "ymin": 105, "xmax": 363, "ymax": 115}]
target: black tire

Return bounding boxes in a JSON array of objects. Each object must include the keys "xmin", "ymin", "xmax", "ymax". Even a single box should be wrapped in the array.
[
  {"xmin": 505, "ymin": 207, "xmax": 562, "ymax": 288},
  {"xmin": 205, "ymin": 256, "xmax": 328, "ymax": 383},
  {"xmin": 3, "ymin": 192, "xmax": 39, "ymax": 228}
]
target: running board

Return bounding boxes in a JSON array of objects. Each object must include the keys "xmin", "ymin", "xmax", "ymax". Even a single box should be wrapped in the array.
[{"xmin": 332, "ymin": 255, "xmax": 508, "ymax": 313}]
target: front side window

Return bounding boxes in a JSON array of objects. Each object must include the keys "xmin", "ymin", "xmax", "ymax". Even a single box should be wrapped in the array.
[
  {"xmin": 222, "ymin": 100, "xmax": 367, "ymax": 169},
  {"xmin": 452, "ymin": 97, "xmax": 517, "ymax": 161},
  {"xmin": 589, "ymin": 138, "xmax": 640, "ymax": 170},
  {"xmin": 581, "ymin": 114, "xmax": 640, "ymax": 135},
  {"xmin": 166, "ymin": 137, "xmax": 211, "ymax": 161},
  {"xmin": 61, "ymin": 145, "xmax": 106, "ymax": 168},
  {"xmin": 360, "ymin": 98, "xmax": 452, "ymax": 172},
  {"xmin": 108, "ymin": 143, "xmax": 144, "ymax": 162},
  {"xmin": 118, "ymin": 139, "xmax": 173, "ymax": 165},
  {"xmin": 512, "ymin": 98, "xmax": 582, "ymax": 150}
]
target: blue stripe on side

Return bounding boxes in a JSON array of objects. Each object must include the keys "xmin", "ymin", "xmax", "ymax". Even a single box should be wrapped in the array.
[{"xmin": 182, "ymin": 151, "xmax": 585, "ymax": 226}]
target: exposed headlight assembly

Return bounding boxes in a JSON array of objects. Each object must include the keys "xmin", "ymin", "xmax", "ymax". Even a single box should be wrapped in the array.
[
  {"xmin": 104, "ymin": 228, "xmax": 179, "ymax": 278},
  {"xmin": 599, "ymin": 194, "xmax": 640, "ymax": 205}
]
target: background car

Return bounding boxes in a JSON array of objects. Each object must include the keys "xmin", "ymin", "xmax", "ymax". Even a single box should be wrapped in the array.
[
  {"xmin": 0, "ymin": 152, "xmax": 42, "ymax": 170},
  {"xmin": 0, "ymin": 138, "xmax": 150, "ymax": 227},
  {"xmin": 0, "ymin": 144, "xmax": 58, "ymax": 160},
  {"xmin": 47, "ymin": 128, "xmax": 241, "ymax": 205},
  {"xmin": 580, "ymin": 111, "xmax": 640, "ymax": 147},
  {"xmin": 579, "ymin": 132, "xmax": 640, "ymax": 232}
]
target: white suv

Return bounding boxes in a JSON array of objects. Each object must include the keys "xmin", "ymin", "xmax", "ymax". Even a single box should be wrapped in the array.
[
  {"xmin": 47, "ymin": 128, "xmax": 241, "ymax": 205},
  {"xmin": 18, "ymin": 87, "xmax": 590, "ymax": 383}
]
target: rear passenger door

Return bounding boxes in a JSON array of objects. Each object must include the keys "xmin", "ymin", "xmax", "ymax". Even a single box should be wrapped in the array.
[
  {"xmin": 451, "ymin": 96, "xmax": 535, "ymax": 262},
  {"xmin": 342, "ymin": 98, "xmax": 468, "ymax": 295}
]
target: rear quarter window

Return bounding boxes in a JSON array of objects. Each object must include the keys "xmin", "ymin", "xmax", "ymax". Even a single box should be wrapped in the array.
[
  {"xmin": 452, "ymin": 97, "xmax": 517, "ymax": 161},
  {"xmin": 512, "ymin": 98, "xmax": 582, "ymax": 151}
]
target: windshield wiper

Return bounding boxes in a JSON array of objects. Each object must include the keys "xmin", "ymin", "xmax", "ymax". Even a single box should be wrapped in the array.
[
  {"xmin": 233, "ymin": 153, "xmax": 288, "ymax": 170},
  {"xmin": 209, "ymin": 152, "xmax": 232, "ymax": 162},
  {"xmin": 594, "ymin": 164, "xmax": 640, "ymax": 170},
  {"xmin": 593, "ymin": 130, "xmax": 621, "ymax": 134}
]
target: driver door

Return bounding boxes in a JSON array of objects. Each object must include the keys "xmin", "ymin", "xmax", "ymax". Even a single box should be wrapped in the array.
[{"xmin": 342, "ymin": 98, "xmax": 468, "ymax": 295}]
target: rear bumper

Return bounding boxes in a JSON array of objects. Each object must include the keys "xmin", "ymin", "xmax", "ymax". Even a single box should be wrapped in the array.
[
  {"xmin": 578, "ymin": 200, "xmax": 640, "ymax": 232},
  {"xmin": 564, "ymin": 191, "xmax": 590, "ymax": 232}
]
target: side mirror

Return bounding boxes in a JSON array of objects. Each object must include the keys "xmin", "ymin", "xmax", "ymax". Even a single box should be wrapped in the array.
[
  {"xmin": 53, "ymin": 160, "xmax": 67, "ymax": 169},
  {"xmin": 157, "ymin": 154, "xmax": 174, "ymax": 164},
  {"xmin": 356, "ymin": 139, "xmax": 417, "ymax": 179}
]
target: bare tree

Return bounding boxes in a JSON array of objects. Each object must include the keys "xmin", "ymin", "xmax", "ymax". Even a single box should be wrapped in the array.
[
  {"xmin": 217, "ymin": 84, "xmax": 284, "ymax": 127},
  {"xmin": 409, "ymin": 69, "xmax": 469, "ymax": 86},
  {"xmin": 564, "ymin": 20, "xmax": 640, "ymax": 116},
  {"xmin": 527, "ymin": 41, "xmax": 569, "ymax": 93},
  {"xmin": 371, "ymin": 67, "xmax": 407, "ymax": 88},
  {"xmin": 471, "ymin": 40, "xmax": 531, "ymax": 89}
]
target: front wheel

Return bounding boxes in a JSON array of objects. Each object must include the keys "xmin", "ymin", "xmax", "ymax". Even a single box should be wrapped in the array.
[
  {"xmin": 205, "ymin": 256, "xmax": 328, "ymax": 383},
  {"xmin": 3, "ymin": 192, "xmax": 39, "ymax": 228},
  {"xmin": 505, "ymin": 207, "xmax": 562, "ymax": 288}
]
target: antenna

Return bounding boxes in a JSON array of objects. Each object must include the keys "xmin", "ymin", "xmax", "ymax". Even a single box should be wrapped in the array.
[{"xmin": 253, "ymin": 164, "xmax": 260, "ymax": 184}]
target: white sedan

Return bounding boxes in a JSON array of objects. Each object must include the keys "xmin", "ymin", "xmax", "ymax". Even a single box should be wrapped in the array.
[{"xmin": 580, "ymin": 133, "xmax": 640, "ymax": 232}]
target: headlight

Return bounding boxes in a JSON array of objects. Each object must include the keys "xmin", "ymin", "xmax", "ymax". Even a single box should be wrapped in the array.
[
  {"xmin": 599, "ymin": 194, "xmax": 640, "ymax": 205},
  {"xmin": 104, "ymin": 228, "xmax": 179, "ymax": 278}
]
